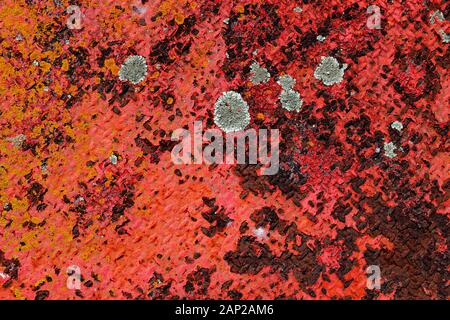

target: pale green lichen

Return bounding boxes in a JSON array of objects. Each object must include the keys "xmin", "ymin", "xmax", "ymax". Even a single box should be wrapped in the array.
[
  {"xmin": 250, "ymin": 62, "xmax": 270, "ymax": 85},
  {"xmin": 391, "ymin": 121, "xmax": 403, "ymax": 132},
  {"xmin": 277, "ymin": 74, "xmax": 296, "ymax": 91},
  {"xmin": 314, "ymin": 56, "xmax": 347, "ymax": 86},
  {"xmin": 6, "ymin": 134, "xmax": 26, "ymax": 148},
  {"xmin": 214, "ymin": 91, "xmax": 250, "ymax": 133},
  {"xmin": 430, "ymin": 10, "xmax": 445, "ymax": 25},
  {"xmin": 109, "ymin": 154, "xmax": 118, "ymax": 165},
  {"xmin": 439, "ymin": 30, "xmax": 450, "ymax": 44},
  {"xmin": 119, "ymin": 55, "xmax": 148, "ymax": 85},
  {"xmin": 383, "ymin": 142, "xmax": 397, "ymax": 158},
  {"xmin": 280, "ymin": 89, "xmax": 303, "ymax": 112}
]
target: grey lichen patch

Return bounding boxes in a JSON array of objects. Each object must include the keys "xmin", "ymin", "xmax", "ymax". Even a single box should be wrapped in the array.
[
  {"xmin": 280, "ymin": 89, "xmax": 303, "ymax": 112},
  {"xmin": 6, "ymin": 134, "xmax": 26, "ymax": 148},
  {"xmin": 316, "ymin": 35, "xmax": 326, "ymax": 42},
  {"xmin": 277, "ymin": 74, "xmax": 296, "ymax": 91},
  {"xmin": 430, "ymin": 10, "xmax": 445, "ymax": 25},
  {"xmin": 293, "ymin": 6, "xmax": 302, "ymax": 13},
  {"xmin": 439, "ymin": 30, "xmax": 450, "ymax": 43},
  {"xmin": 383, "ymin": 142, "xmax": 398, "ymax": 158},
  {"xmin": 118, "ymin": 55, "xmax": 148, "ymax": 85},
  {"xmin": 314, "ymin": 56, "xmax": 347, "ymax": 86},
  {"xmin": 41, "ymin": 161, "xmax": 48, "ymax": 173},
  {"xmin": 250, "ymin": 62, "xmax": 270, "ymax": 85},
  {"xmin": 214, "ymin": 91, "xmax": 250, "ymax": 133},
  {"xmin": 109, "ymin": 154, "xmax": 118, "ymax": 165},
  {"xmin": 391, "ymin": 121, "xmax": 403, "ymax": 132}
]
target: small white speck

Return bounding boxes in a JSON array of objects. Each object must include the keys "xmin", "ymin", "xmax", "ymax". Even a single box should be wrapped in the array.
[
  {"xmin": 439, "ymin": 30, "xmax": 450, "ymax": 44},
  {"xmin": 391, "ymin": 121, "xmax": 403, "ymax": 132},
  {"xmin": 0, "ymin": 272, "xmax": 9, "ymax": 280},
  {"xmin": 317, "ymin": 35, "xmax": 326, "ymax": 42},
  {"xmin": 384, "ymin": 142, "xmax": 397, "ymax": 158},
  {"xmin": 32, "ymin": 60, "xmax": 39, "ymax": 66},
  {"xmin": 253, "ymin": 227, "xmax": 267, "ymax": 240},
  {"xmin": 15, "ymin": 34, "xmax": 23, "ymax": 41},
  {"xmin": 294, "ymin": 6, "xmax": 302, "ymax": 13},
  {"xmin": 74, "ymin": 196, "xmax": 85, "ymax": 206},
  {"xmin": 43, "ymin": 86, "xmax": 49, "ymax": 92},
  {"xmin": 109, "ymin": 154, "xmax": 118, "ymax": 165},
  {"xmin": 223, "ymin": 18, "xmax": 229, "ymax": 24}
]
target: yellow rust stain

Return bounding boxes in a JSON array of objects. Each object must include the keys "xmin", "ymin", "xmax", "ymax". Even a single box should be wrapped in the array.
[{"xmin": 105, "ymin": 58, "xmax": 119, "ymax": 75}]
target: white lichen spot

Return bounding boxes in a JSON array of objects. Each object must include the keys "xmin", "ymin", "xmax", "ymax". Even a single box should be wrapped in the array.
[
  {"xmin": 253, "ymin": 227, "xmax": 267, "ymax": 240},
  {"xmin": 294, "ymin": 6, "xmax": 303, "ymax": 13},
  {"xmin": 118, "ymin": 55, "xmax": 148, "ymax": 85},
  {"xmin": 6, "ymin": 134, "xmax": 26, "ymax": 148},
  {"xmin": 32, "ymin": 60, "xmax": 39, "ymax": 66},
  {"xmin": 316, "ymin": 35, "xmax": 326, "ymax": 42},
  {"xmin": 214, "ymin": 91, "xmax": 250, "ymax": 133},
  {"xmin": 314, "ymin": 56, "xmax": 347, "ymax": 86},
  {"xmin": 277, "ymin": 74, "xmax": 296, "ymax": 91},
  {"xmin": 250, "ymin": 62, "xmax": 270, "ymax": 85},
  {"xmin": 391, "ymin": 121, "xmax": 403, "ymax": 132},
  {"xmin": 109, "ymin": 154, "xmax": 118, "ymax": 165},
  {"xmin": 430, "ymin": 10, "xmax": 445, "ymax": 25},
  {"xmin": 279, "ymin": 89, "xmax": 303, "ymax": 112},
  {"xmin": 383, "ymin": 142, "xmax": 397, "ymax": 158},
  {"xmin": 15, "ymin": 34, "xmax": 23, "ymax": 41},
  {"xmin": 74, "ymin": 196, "xmax": 85, "ymax": 206},
  {"xmin": 223, "ymin": 18, "xmax": 229, "ymax": 24}
]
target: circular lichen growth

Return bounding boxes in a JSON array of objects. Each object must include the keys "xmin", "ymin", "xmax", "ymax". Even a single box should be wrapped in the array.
[
  {"xmin": 118, "ymin": 55, "xmax": 148, "ymax": 85},
  {"xmin": 280, "ymin": 89, "xmax": 303, "ymax": 112},
  {"xmin": 277, "ymin": 74, "xmax": 296, "ymax": 91},
  {"xmin": 250, "ymin": 62, "xmax": 270, "ymax": 85},
  {"xmin": 391, "ymin": 121, "xmax": 403, "ymax": 132},
  {"xmin": 214, "ymin": 91, "xmax": 250, "ymax": 133},
  {"xmin": 383, "ymin": 142, "xmax": 398, "ymax": 158},
  {"xmin": 314, "ymin": 56, "xmax": 347, "ymax": 86}
]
